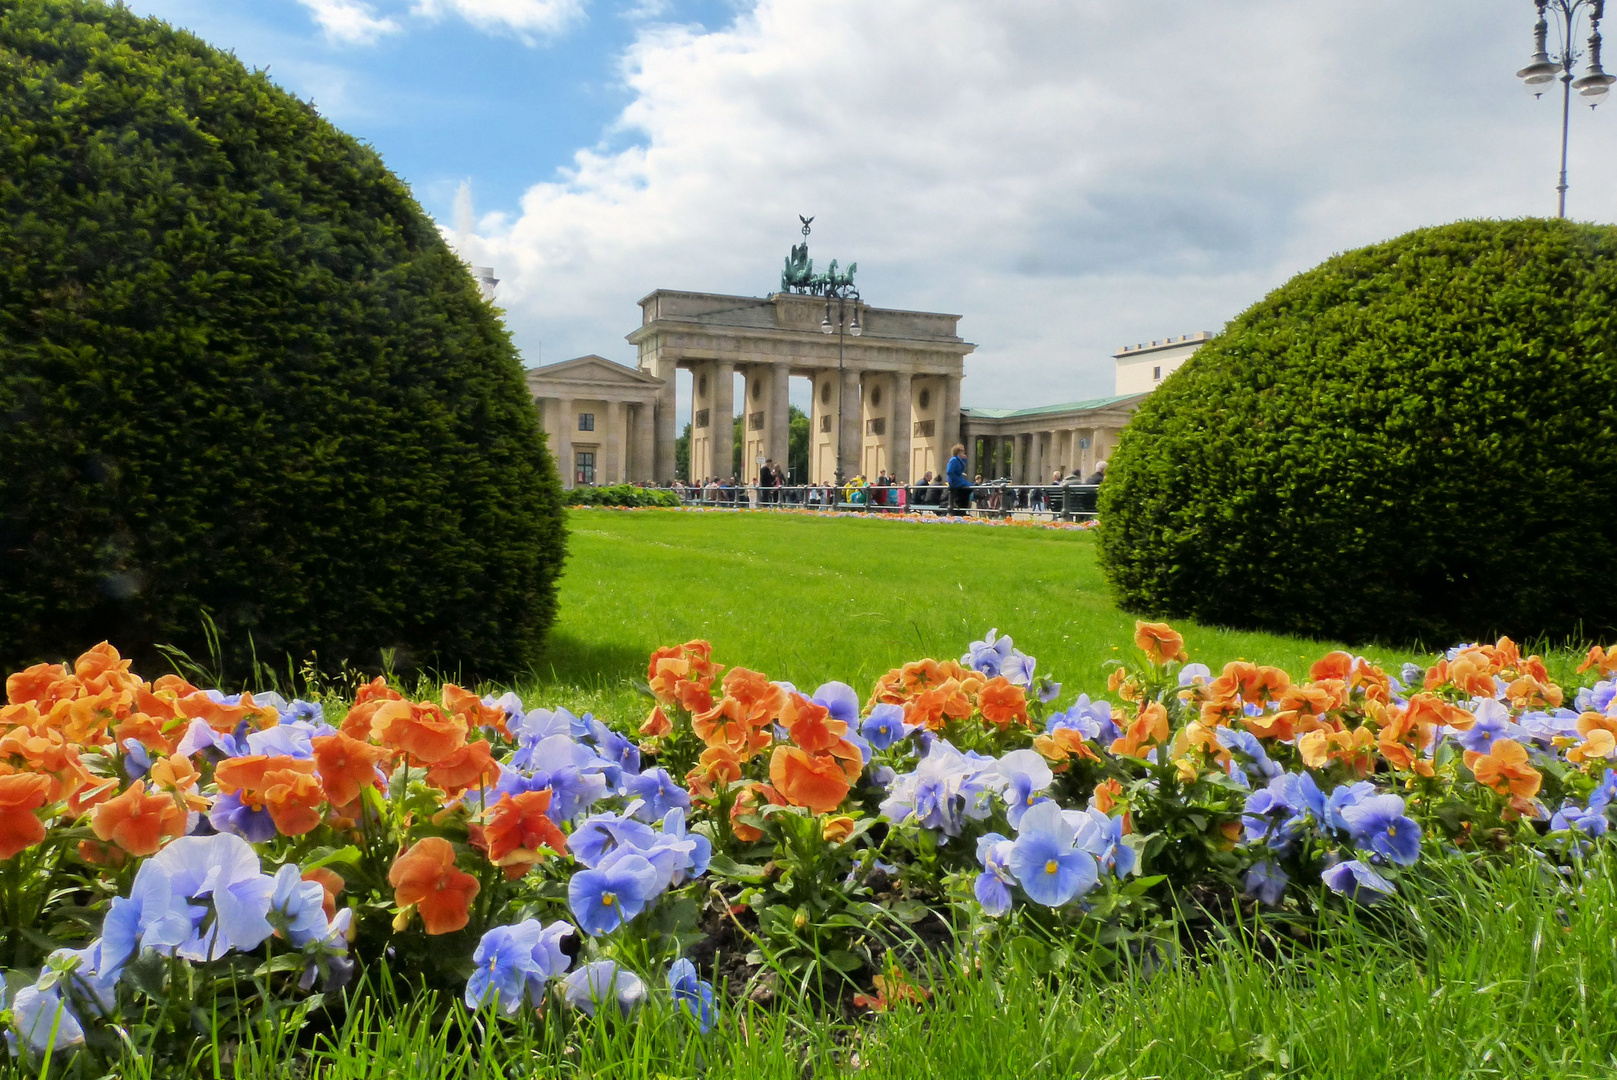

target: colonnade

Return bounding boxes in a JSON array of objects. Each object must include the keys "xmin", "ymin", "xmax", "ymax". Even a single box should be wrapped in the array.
[
  {"xmin": 965, "ymin": 425, "xmax": 1120, "ymax": 484},
  {"xmin": 672, "ymin": 361, "xmax": 962, "ymax": 485}
]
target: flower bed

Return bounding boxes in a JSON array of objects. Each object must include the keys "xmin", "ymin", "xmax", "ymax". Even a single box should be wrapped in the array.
[
  {"xmin": 582, "ymin": 504, "xmax": 1099, "ymax": 530},
  {"xmin": 1, "ymin": 629, "xmax": 1614, "ymax": 1062}
]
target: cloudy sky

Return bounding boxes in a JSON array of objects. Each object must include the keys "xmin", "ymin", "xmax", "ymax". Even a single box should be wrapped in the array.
[{"xmin": 127, "ymin": 0, "xmax": 1617, "ymax": 411}]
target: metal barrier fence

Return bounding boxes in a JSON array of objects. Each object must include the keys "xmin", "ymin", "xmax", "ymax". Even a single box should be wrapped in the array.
[{"xmin": 654, "ymin": 481, "xmax": 1100, "ymax": 521}]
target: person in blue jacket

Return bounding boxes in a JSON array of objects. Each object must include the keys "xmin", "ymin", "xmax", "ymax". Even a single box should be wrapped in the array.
[{"xmin": 946, "ymin": 443, "xmax": 971, "ymax": 516}]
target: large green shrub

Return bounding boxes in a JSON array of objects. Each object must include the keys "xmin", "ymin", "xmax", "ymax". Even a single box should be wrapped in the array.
[
  {"xmin": 0, "ymin": 0, "xmax": 566, "ymax": 677},
  {"xmin": 1098, "ymin": 218, "xmax": 1617, "ymax": 648}
]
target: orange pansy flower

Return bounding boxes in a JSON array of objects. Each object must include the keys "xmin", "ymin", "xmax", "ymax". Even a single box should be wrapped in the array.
[
  {"xmin": 1577, "ymin": 645, "xmax": 1617, "ymax": 677},
  {"xmin": 685, "ymin": 745, "xmax": 743, "ymax": 799},
  {"xmin": 340, "ymin": 678, "xmax": 404, "ymax": 740},
  {"xmin": 73, "ymin": 642, "xmax": 140, "ymax": 698},
  {"xmin": 640, "ymin": 705, "xmax": 673, "ymax": 737},
  {"xmin": 389, "ymin": 837, "xmax": 480, "ymax": 935},
  {"xmin": 730, "ymin": 782, "xmax": 785, "ymax": 842},
  {"xmin": 6, "ymin": 663, "xmax": 75, "ymax": 710},
  {"xmin": 89, "ymin": 780, "xmax": 185, "ymax": 856},
  {"xmin": 0, "ymin": 774, "xmax": 51, "ymax": 859},
  {"xmin": 1133, "ymin": 621, "xmax": 1188, "ymax": 665},
  {"xmin": 769, "ymin": 746, "xmax": 852, "ymax": 814},
  {"xmin": 1466, "ymin": 738, "xmax": 1542, "ymax": 798},
  {"xmin": 312, "ymin": 733, "xmax": 391, "ymax": 807},
  {"xmin": 1110, "ymin": 702, "xmax": 1169, "ymax": 759},
  {"xmin": 442, "ymin": 684, "xmax": 509, "ymax": 738},
  {"xmin": 372, "ymin": 700, "xmax": 468, "ymax": 765},
  {"xmin": 821, "ymin": 815, "xmax": 857, "ymax": 843},
  {"xmin": 484, "ymin": 790, "xmax": 569, "ymax": 867},
  {"xmin": 977, "ymin": 677, "xmax": 1030, "ymax": 729},
  {"xmin": 262, "ymin": 767, "xmax": 327, "ymax": 837},
  {"xmin": 425, "ymin": 740, "xmax": 501, "ymax": 797},
  {"xmin": 1032, "ymin": 726, "xmax": 1101, "ymax": 764},
  {"xmin": 782, "ymin": 693, "xmax": 848, "ymax": 752},
  {"xmin": 1090, "ymin": 778, "xmax": 1125, "ymax": 813}
]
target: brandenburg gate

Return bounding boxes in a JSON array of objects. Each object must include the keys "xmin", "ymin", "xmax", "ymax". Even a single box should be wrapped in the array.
[{"xmin": 627, "ymin": 227, "xmax": 973, "ymax": 485}]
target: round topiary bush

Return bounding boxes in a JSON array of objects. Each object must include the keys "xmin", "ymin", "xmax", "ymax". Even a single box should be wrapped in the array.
[
  {"xmin": 1098, "ymin": 218, "xmax": 1617, "ymax": 648},
  {"xmin": 0, "ymin": 0, "xmax": 566, "ymax": 677}
]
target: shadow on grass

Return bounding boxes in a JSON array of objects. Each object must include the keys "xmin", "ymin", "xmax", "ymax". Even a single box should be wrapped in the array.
[{"xmin": 532, "ymin": 632, "xmax": 649, "ymax": 688}]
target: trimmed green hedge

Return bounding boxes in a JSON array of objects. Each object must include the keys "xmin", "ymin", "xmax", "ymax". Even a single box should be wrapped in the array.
[
  {"xmin": 1098, "ymin": 218, "xmax": 1617, "ymax": 648},
  {"xmin": 567, "ymin": 485, "xmax": 679, "ymax": 508},
  {"xmin": 0, "ymin": 0, "xmax": 566, "ymax": 677}
]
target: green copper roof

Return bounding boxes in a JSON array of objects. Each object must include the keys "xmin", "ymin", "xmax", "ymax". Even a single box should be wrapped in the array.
[{"xmin": 960, "ymin": 393, "xmax": 1143, "ymax": 419}]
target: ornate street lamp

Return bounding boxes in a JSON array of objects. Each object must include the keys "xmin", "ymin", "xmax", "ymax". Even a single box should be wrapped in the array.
[
  {"xmin": 821, "ymin": 287, "xmax": 861, "ymax": 487},
  {"xmin": 1517, "ymin": 0, "xmax": 1615, "ymax": 217}
]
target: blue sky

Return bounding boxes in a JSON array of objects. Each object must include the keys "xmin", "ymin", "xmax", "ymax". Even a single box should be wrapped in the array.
[
  {"xmin": 120, "ymin": 2, "xmax": 1617, "ymax": 416},
  {"xmin": 126, "ymin": 0, "xmax": 740, "ymax": 222}
]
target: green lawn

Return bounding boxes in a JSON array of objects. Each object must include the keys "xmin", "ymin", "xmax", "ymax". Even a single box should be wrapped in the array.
[{"xmin": 529, "ymin": 508, "xmax": 1423, "ymax": 717}]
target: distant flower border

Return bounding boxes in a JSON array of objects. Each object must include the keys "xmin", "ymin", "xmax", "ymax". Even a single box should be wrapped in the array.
[{"xmin": 567, "ymin": 504, "xmax": 1099, "ymax": 532}]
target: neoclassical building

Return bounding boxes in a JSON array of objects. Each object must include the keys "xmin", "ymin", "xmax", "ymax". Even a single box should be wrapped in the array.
[
  {"xmin": 525, "ymin": 355, "xmax": 662, "ymax": 486},
  {"xmin": 522, "ymin": 239, "xmax": 1212, "ymax": 488}
]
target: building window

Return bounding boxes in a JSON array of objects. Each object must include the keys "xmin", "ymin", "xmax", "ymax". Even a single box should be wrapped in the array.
[
  {"xmin": 913, "ymin": 419, "xmax": 935, "ymax": 438},
  {"xmin": 575, "ymin": 451, "xmax": 595, "ymax": 485},
  {"xmin": 694, "ymin": 408, "xmax": 710, "ymax": 429},
  {"xmin": 866, "ymin": 418, "xmax": 886, "ymax": 436},
  {"xmin": 1152, "ymin": 366, "xmax": 1162, "ymax": 381},
  {"xmin": 578, "ymin": 412, "xmax": 595, "ymax": 431},
  {"xmin": 819, "ymin": 415, "xmax": 832, "ymax": 433},
  {"xmin": 748, "ymin": 411, "xmax": 764, "ymax": 431}
]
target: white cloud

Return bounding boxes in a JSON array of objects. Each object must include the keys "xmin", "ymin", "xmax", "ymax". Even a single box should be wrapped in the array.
[
  {"xmin": 448, "ymin": 0, "xmax": 1612, "ymax": 408},
  {"xmin": 296, "ymin": 0, "xmax": 401, "ymax": 45},
  {"xmin": 411, "ymin": 0, "xmax": 585, "ymax": 41}
]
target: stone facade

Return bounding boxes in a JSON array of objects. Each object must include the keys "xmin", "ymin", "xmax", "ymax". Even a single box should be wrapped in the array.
[
  {"xmin": 959, "ymin": 394, "xmax": 1147, "ymax": 484},
  {"xmin": 525, "ymin": 355, "xmax": 664, "ymax": 488},
  {"xmin": 1114, "ymin": 332, "xmax": 1212, "ymax": 395},
  {"xmin": 627, "ymin": 290, "xmax": 974, "ymax": 484}
]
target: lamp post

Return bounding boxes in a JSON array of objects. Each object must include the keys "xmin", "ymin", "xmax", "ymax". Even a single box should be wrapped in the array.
[
  {"xmin": 1517, "ymin": 0, "xmax": 1615, "ymax": 218},
  {"xmin": 821, "ymin": 285, "xmax": 862, "ymax": 487}
]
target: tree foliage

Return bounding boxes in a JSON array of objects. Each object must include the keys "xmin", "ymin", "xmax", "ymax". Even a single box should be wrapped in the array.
[
  {"xmin": 1098, "ymin": 218, "xmax": 1617, "ymax": 648},
  {"xmin": 0, "ymin": 0, "xmax": 566, "ymax": 677}
]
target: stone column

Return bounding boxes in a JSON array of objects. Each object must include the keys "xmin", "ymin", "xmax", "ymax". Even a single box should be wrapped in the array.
[
  {"xmin": 606, "ymin": 401, "xmax": 626, "ymax": 483},
  {"xmin": 768, "ymin": 364, "xmax": 790, "ymax": 475},
  {"xmin": 633, "ymin": 400, "xmax": 653, "ymax": 481},
  {"xmin": 649, "ymin": 357, "xmax": 678, "ymax": 483},
  {"xmin": 890, "ymin": 372, "xmax": 913, "ymax": 482},
  {"xmin": 555, "ymin": 397, "xmax": 574, "ymax": 489},
  {"xmin": 838, "ymin": 367, "xmax": 862, "ymax": 481},
  {"xmin": 712, "ymin": 361, "xmax": 735, "ymax": 479},
  {"xmin": 941, "ymin": 374, "xmax": 963, "ymax": 472}
]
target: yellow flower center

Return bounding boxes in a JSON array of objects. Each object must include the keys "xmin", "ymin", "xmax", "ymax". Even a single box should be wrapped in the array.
[
  {"xmin": 602, "ymin": 892, "xmax": 615, "ymax": 906},
  {"xmin": 1387, "ymin": 824, "xmax": 1397, "ymax": 837},
  {"xmin": 1045, "ymin": 859, "xmax": 1058, "ymax": 875}
]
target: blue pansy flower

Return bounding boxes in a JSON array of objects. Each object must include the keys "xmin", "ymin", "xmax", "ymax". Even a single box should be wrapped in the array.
[
  {"xmin": 1321, "ymin": 859, "xmax": 1395, "ymax": 903},
  {"xmin": 994, "ymin": 749, "xmax": 1053, "ymax": 828},
  {"xmin": 568, "ymin": 849, "xmax": 661, "ymax": 936},
  {"xmin": 860, "ymin": 704, "xmax": 913, "ymax": 751},
  {"xmin": 1338, "ymin": 793, "xmax": 1422, "ymax": 866},
  {"xmin": 1244, "ymin": 860, "xmax": 1289, "ymax": 906},
  {"xmin": 973, "ymin": 832, "xmax": 1016, "ymax": 916},
  {"xmin": 1006, "ymin": 801, "xmax": 1098, "ymax": 907},
  {"xmin": 561, "ymin": 960, "xmax": 647, "ymax": 1017},
  {"xmin": 622, "ymin": 768, "xmax": 691, "ymax": 822},
  {"xmin": 668, "ymin": 958, "xmax": 716, "ymax": 1032}
]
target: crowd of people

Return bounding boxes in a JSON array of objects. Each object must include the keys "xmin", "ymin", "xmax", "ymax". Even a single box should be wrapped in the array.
[{"xmin": 647, "ymin": 446, "xmax": 1105, "ymax": 518}]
